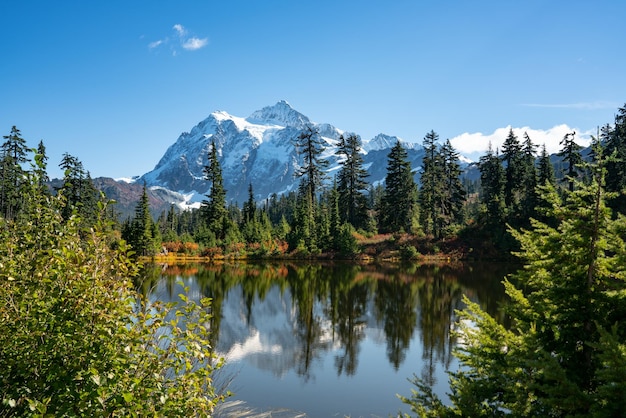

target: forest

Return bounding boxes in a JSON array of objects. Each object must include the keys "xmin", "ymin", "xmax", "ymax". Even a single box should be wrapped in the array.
[
  {"xmin": 4, "ymin": 107, "xmax": 626, "ymax": 261},
  {"xmin": 1, "ymin": 104, "xmax": 626, "ymax": 416}
]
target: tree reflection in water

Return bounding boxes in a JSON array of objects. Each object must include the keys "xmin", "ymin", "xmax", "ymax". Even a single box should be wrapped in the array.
[{"xmin": 138, "ymin": 261, "xmax": 512, "ymax": 382}]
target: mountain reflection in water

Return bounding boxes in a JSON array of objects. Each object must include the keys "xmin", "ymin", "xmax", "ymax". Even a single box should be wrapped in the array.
[{"xmin": 139, "ymin": 261, "xmax": 514, "ymax": 418}]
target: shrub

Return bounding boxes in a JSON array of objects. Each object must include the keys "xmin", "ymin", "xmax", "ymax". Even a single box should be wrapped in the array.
[
  {"xmin": 0, "ymin": 192, "xmax": 227, "ymax": 416},
  {"xmin": 399, "ymin": 244, "xmax": 419, "ymax": 260}
]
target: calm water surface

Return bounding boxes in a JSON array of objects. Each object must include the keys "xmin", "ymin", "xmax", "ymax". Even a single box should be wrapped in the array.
[{"xmin": 140, "ymin": 261, "xmax": 515, "ymax": 417}]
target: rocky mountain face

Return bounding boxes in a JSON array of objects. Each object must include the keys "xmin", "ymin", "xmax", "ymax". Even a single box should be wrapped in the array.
[
  {"xmin": 49, "ymin": 177, "xmax": 184, "ymax": 220},
  {"xmin": 137, "ymin": 100, "xmax": 428, "ymax": 208}
]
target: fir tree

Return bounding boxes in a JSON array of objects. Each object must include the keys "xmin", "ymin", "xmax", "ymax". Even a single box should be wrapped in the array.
[
  {"xmin": 57, "ymin": 152, "xmax": 99, "ymax": 225},
  {"xmin": 122, "ymin": 182, "xmax": 159, "ymax": 257},
  {"xmin": 518, "ymin": 132, "xmax": 538, "ymax": 224},
  {"xmin": 605, "ymin": 104, "xmax": 626, "ymax": 214},
  {"xmin": 294, "ymin": 124, "xmax": 328, "ymax": 205},
  {"xmin": 289, "ymin": 182, "xmax": 317, "ymax": 252},
  {"xmin": 418, "ymin": 130, "xmax": 443, "ymax": 237},
  {"xmin": 439, "ymin": 139, "xmax": 466, "ymax": 234},
  {"xmin": 399, "ymin": 143, "xmax": 626, "ymax": 417},
  {"xmin": 500, "ymin": 128, "xmax": 524, "ymax": 217},
  {"xmin": 336, "ymin": 133, "xmax": 369, "ymax": 230},
  {"xmin": 478, "ymin": 143, "xmax": 505, "ymax": 231},
  {"xmin": 0, "ymin": 126, "xmax": 29, "ymax": 219},
  {"xmin": 202, "ymin": 141, "xmax": 229, "ymax": 241},
  {"xmin": 379, "ymin": 141, "xmax": 418, "ymax": 233},
  {"xmin": 34, "ymin": 140, "xmax": 49, "ymax": 192},
  {"xmin": 558, "ymin": 131, "xmax": 582, "ymax": 192},
  {"xmin": 537, "ymin": 143, "xmax": 555, "ymax": 186},
  {"xmin": 242, "ymin": 183, "xmax": 257, "ymax": 224},
  {"xmin": 328, "ymin": 182, "xmax": 342, "ymax": 250}
]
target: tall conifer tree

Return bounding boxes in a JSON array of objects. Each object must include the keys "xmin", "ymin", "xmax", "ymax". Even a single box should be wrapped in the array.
[
  {"xmin": 379, "ymin": 141, "xmax": 418, "ymax": 233},
  {"xmin": 558, "ymin": 131, "xmax": 582, "ymax": 192},
  {"xmin": 440, "ymin": 139, "xmax": 466, "ymax": 233},
  {"xmin": 478, "ymin": 143, "xmax": 505, "ymax": 229},
  {"xmin": 336, "ymin": 133, "xmax": 369, "ymax": 230},
  {"xmin": 202, "ymin": 140, "xmax": 228, "ymax": 240},
  {"xmin": 537, "ymin": 143, "xmax": 555, "ymax": 186},
  {"xmin": 400, "ymin": 143, "xmax": 626, "ymax": 417},
  {"xmin": 519, "ymin": 132, "xmax": 538, "ymax": 224},
  {"xmin": 605, "ymin": 104, "xmax": 626, "ymax": 214},
  {"xmin": 294, "ymin": 124, "xmax": 328, "ymax": 205},
  {"xmin": 0, "ymin": 126, "xmax": 29, "ymax": 219},
  {"xmin": 500, "ymin": 128, "xmax": 524, "ymax": 215},
  {"xmin": 419, "ymin": 130, "xmax": 443, "ymax": 237}
]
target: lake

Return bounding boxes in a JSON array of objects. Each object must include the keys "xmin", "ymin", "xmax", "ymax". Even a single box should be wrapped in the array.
[{"xmin": 139, "ymin": 261, "xmax": 515, "ymax": 417}]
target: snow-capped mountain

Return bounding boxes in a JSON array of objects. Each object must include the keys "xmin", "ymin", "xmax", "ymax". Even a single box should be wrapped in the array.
[{"xmin": 139, "ymin": 100, "xmax": 429, "ymax": 208}]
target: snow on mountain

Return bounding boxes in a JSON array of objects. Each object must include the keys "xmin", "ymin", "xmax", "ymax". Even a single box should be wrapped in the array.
[{"xmin": 138, "ymin": 101, "xmax": 435, "ymax": 207}]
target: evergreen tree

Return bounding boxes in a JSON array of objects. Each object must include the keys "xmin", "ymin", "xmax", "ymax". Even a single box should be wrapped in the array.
[
  {"xmin": 478, "ymin": 143, "xmax": 505, "ymax": 231},
  {"xmin": 242, "ymin": 183, "xmax": 257, "ymax": 224},
  {"xmin": 500, "ymin": 128, "xmax": 524, "ymax": 217},
  {"xmin": 605, "ymin": 104, "xmax": 626, "ymax": 214},
  {"xmin": 537, "ymin": 143, "xmax": 555, "ymax": 186},
  {"xmin": 336, "ymin": 133, "xmax": 369, "ymax": 230},
  {"xmin": 400, "ymin": 144, "xmax": 626, "ymax": 417},
  {"xmin": 202, "ymin": 141, "xmax": 229, "ymax": 241},
  {"xmin": 0, "ymin": 126, "xmax": 29, "ymax": 219},
  {"xmin": 418, "ymin": 130, "xmax": 443, "ymax": 237},
  {"xmin": 57, "ymin": 152, "xmax": 99, "ymax": 225},
  {"xmin": 519, "ymin": 132, "xmax": 539, "ymax": 224},
  {"xmin": 289, "ymin": 182, "xmax": 317, "ymax": 252},
  {"xmin": 379, "ymin": 141, "xmax": 418, "ymax": 233},
  {"xmin": 123, "ymin": 183, "xmax": 158, "ymax": 257},
  {"xmin": 328, "ymin": 182, "xmax": 342, "ymax": 250},
  {"xmin": 294, "ymin": 124, "xmax": 328, "ymax": 205},
  {"xmin": 558, "ymin": 131, "xmax": 582, "ymax": 192},
  {"xmin": 34, "ymin": 140, "xmax": 49, "ymax": 192},
  {"xmin": 535, "ymin": 143, "xmax": 557, "ymax": 225},
  {"xmin": 439, "ymin": 139, "xmax": 466, "ymax": 234}
]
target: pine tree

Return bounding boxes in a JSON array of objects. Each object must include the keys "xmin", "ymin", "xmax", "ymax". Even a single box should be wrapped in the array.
[
  {"xmin": 439, "ymin": 139, "xmax": 466, "ymax": 234},
  {"xmin": 0, "ymin": 126, "xmax": 30, "ymax": 219},
  {"xmin": 294, "ymin": 124, "xmax": 328, "ymax": 205},
  {"xmin": 336, "ymin": 133, "xmax": 369, "ymax": 230},
  {"xmin": 518, "ymin": 132, "xmax": 538, "ymax": 224},
  {"xmin": 418, "ymin": 130, "xmax": 443, "ymax": 237},
  {"xmin": 242, "ymin": 183, "xmax": 256, "ymax": 224},
  {"xmin": 379, "ymin": 141, "xmax": 418, "ymax": 233},
  {"xmin": 605, "ymin": 104, "xmax": 626, "ymax": 214},
  {"xmin": 500, "ymin": 128, "xmax": 524, "ymax": 216},
  {"xmin": 537, "ymin": 143, "xmax": 555, "ymax": 186},
  {"xmin": 289, "ymin": 182, "xmax": 317, "ymax": 252},
  {"xmin": 57, "ymin": 152, "xmax": 98, "ymax": 224},
  {"xmin": 202, "ymin": 140, "xmax": 229, "ymax": 241},
  {"xmin": 478, "ymin": 143, "xmax": 505, "ymax": 230},
  {"xmin": 121, "ymin": 183, "xmax": 159, "ymax": 257},
  {"xmin": 34, "ymin": 140, "xmax": 49, "ymax": 192},
  {"xmin": 400, "ymin": 143, "xmax": 626, "ymax": 417},
  {"xmin": 328, "ymin": 182, "xmax": 341, "ymax": 250},
  {"xmin": 558, "ymin": 131, "xmax": 582, "ymax": 192}
]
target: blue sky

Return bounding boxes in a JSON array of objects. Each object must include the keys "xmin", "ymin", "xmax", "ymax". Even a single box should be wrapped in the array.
[{"xmin": 1, "ymin": 1, "xmax": 625, "ymax": 179}]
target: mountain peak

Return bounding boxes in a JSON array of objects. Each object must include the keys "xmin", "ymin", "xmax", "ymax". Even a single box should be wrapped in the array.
[{"xmin": 246, "ymin": 100, "xmax": 310, "ymax": 128}]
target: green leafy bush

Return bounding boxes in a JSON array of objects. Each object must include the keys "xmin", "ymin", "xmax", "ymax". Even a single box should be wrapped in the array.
[{"xmin": 0, "ymin": 187, "xmax": 227, "ymax": 416}]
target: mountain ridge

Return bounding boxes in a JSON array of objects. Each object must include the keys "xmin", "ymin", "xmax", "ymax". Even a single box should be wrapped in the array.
[{"xmin": 137, "ymin": 100, "xmax": 428, "ymax": 208}]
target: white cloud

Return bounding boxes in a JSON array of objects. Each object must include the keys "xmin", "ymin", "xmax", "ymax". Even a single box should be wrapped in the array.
[
  {"xmin": 182, "ymin": 37, "xmax": 208, "ymax": 50},
  {"xmin": 148, "ymin": 39, "xmax": 163, "ymax": 49},
  {"xmin": 148, "ymin": 24, "xmax": 208, "ymax": 53},
  {"xmin": 173, "ymin": 24, "xmax": 187, "ymax": 37},
  {"xmin": 449, "ymin": 125, "xmax": 592, "ymax": 161}
]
